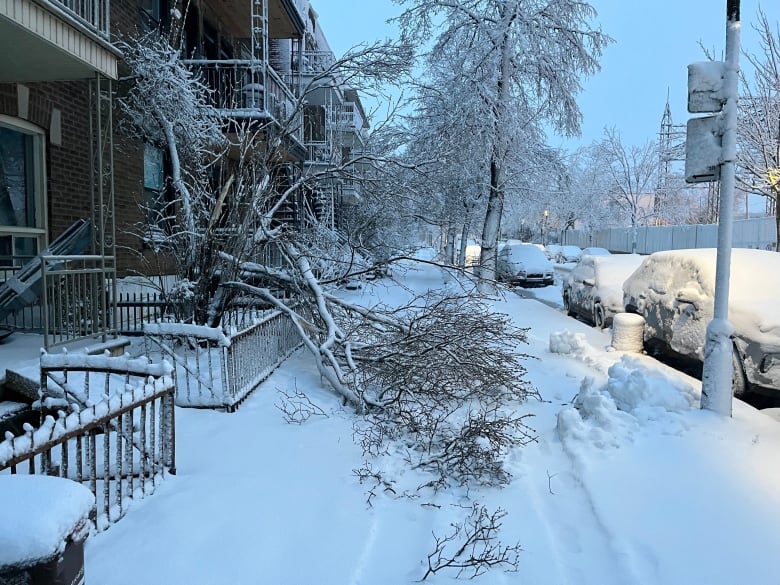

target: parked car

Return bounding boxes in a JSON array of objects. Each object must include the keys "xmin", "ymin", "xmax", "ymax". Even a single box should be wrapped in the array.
[
  {"xmin": 563, "ymin": 254, "xmax": 645, "ymax": 329},
  {"xmin": 496, "ymin": 241, "xmax": 555, "ymax": 287},
  {"xmin": 581, "ymin": 247, "xmax": 612, "ymax": 257},
  {"xmin": 623, "ymin": 248, "xmax": 780, "ymax": 396},
  {"xmin": 555, "ymin": 245, "xmax": 583, "ymax": 263},
  {"xmin": 543, "ymin": 244, "xmax": 563, "ymax": 261}
]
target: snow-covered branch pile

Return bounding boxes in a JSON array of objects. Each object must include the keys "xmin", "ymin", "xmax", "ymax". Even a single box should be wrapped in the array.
[{"xmin": 332, "ymin": 292, "xmax": 538, "ymax": 487}]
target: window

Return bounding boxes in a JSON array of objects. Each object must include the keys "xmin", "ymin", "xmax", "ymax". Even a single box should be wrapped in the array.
[
  {"xmin": 0, "ymin": 118, "xmax": 46, "ymax": 267},
  {"xmin": 140, "ymin": 0, "xmax": 168, "ymax": 32},
  {"xmin": 143, "ymin": 143, "xmax": 169, "ymax": 247}
]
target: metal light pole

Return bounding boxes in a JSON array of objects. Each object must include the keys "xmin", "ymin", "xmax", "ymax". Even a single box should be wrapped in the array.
[{"xmin": 701, "ymin": 0, "xmax": 741, "ymax": 416}]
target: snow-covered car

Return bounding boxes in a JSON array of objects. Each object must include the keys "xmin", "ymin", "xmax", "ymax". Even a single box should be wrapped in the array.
[
  {"xmin": 622, "ymin": 248, "xmax": 780, "ymax": 396},
  {"xmin": 555, "ymin": 245, "xmax": 583, "ymax": 264},
  {"xmin": 563, "ymin": 254, "xmax": 645, "ymax": 329},
  {"xmin": 543, "ymin": 244, "xmax": 562, "ymax": 261},
  {"xmin": 496, "ymin": 241, "xmax": 554, "ymax": 287},
  {"xmin": 581, "ymin": 247, "xmax": 612, "ymax": 257}
]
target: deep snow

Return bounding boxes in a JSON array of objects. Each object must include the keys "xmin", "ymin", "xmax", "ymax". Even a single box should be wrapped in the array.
[{"xmin": 4, "ymin": 254, "xmax": 780, "ymax": 584}]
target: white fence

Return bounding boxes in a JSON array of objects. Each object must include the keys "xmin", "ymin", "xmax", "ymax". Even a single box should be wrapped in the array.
[
  {"xmin": 144, "ymin": 309, "xmax": 302, "ymax": 412},
  {"xmin": 564, "ymin": 216, "xmax": 777, "ymax": 254}
]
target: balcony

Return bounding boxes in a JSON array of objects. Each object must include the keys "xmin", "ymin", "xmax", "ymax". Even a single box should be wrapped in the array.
[
  {"xmin": 0, "ymin": 0, "xmax": 119, "ymax": 82},
  {"xmin": 183, "ymin": 60, "xmax": 303, "ymax": 146},
  {"xmin": 203, "ymin": 0, "xmax": 304, "ymax": 45},
  {"xmin": 341, "ymin": 179, "xmax": 362, "ymax": 206}
]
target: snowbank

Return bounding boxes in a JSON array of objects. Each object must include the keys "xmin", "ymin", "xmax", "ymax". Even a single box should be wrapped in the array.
[{"xmin": 557, "ymin": 355, "xmax": 697, "ymax": 450}]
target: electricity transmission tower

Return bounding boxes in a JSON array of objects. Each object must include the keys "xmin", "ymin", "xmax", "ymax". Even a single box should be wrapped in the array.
[{"xmin": 655, "ymin": 96, "xmax": 687, "ymax": 219}]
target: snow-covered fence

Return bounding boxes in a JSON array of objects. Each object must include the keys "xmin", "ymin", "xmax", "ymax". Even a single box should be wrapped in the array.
[
  {"xmin": 564, "ymin": 216, "xmax": 776, "ymax": 253},
  {"xmin": 144, "ymin": 309, "xmax": 301, "ymax": 411},
  {"xmin": 0, "ymin": 354, "xmax": 176, "ymax": 531}
]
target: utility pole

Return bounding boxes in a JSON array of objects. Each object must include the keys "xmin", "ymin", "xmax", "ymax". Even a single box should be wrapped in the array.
[{"xmin": 700, "ymin": 0, "xmax": 741, "ymax": 416}]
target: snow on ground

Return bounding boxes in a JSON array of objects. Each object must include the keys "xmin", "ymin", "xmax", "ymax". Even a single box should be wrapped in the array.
[{"xmin": 21, "ymin": 252, "xmax": 780, "ymax": 584}]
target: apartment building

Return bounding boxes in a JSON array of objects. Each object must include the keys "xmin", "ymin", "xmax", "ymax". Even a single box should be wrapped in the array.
[{"xmin": 0, "ymin": 0, "xmax": 368, "ymax": 348}]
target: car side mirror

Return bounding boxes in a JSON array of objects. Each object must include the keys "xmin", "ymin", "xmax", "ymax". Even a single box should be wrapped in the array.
[{"xmin": 675, "ymin": 287, "xmax": 700, "ymax": 309}]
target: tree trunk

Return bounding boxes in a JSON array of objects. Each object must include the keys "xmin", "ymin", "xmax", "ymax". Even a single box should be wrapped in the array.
[
  {"xmin": 478, "ymin": 12, "xmax": 514, "ymax": 290},
  {"xmin": 445, "ymin": 223, "xmax": 456, "ymax": 264},
  {"xmin": 457, "ymin": 220, "xmax": 471, "ymax": 267},
  {"xmin": 775, "ymin": 194, "xmax": 779, "ymax": 252}
]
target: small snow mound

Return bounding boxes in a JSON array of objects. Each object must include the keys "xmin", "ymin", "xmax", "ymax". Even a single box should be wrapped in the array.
[
  {"xmin": 557, "ymin": 378, "xmax": 638, "ymax": 449},
  {"xmin": 549, "ymin": 330, "xmax": 588, "ymax": 355},
  {"xmin": 607, "ymin": 356, "xmax": 696, "ymax": 416},
  {"xmin": 557, "ymin": 356, "xmax": 697, "ymax": 451},
  {"xmin": 549, "ymin": 329, "xmax": 608, "ymax": 372}
]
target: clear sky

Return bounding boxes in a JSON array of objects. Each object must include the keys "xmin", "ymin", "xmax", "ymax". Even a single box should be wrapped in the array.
[{"xmin": 310, "ymin": 0, "xmax": 779, "ymax": 149}]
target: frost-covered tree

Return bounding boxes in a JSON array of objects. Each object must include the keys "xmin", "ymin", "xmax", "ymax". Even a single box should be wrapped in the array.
[
  {"xmin": 395, "ymin": 0, "xmax": 610, "ymax": 287},
  {"xmin": 401, "ymin": 42, "xmax": 492, "ymax": 265},
  {"xmin": 592, "ymin": 128, "xmax": 659, "ymax": 252},
  {"xmin": 118, "ymin": 29, "xmax": 415, "ymax": 324},
  {"xmin": 117, "ymin": 32, "xmax": 227, "ymax": 318},
  {"xmin": 738, "ymin": 9, "xmax": 780, "ymax": 249}
]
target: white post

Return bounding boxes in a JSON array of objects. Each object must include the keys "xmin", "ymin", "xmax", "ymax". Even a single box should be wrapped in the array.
[{"xmin": 701, "ymin": 0, "xmax": 740, "ymax": 416}]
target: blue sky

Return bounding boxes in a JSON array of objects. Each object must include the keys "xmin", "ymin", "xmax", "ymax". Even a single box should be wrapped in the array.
[{"xmin": 311, "ymin": 0, "xmax": 779, "ymax": 150}]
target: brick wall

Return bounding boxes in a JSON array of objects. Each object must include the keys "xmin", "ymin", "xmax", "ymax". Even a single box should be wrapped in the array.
[{"xmin": 0, "ymin": 80, "xmax": 163, "ymax": 276}]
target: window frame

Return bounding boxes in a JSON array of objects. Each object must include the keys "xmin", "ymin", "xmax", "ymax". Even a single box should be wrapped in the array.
[{"xmin": 0, "ymin": 115, "xmax": 47, "ymax": 267}]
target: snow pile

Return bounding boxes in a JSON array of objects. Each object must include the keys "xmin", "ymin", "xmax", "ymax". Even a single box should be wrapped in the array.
[
  {"xmin": 0, "ymin": 475, "xmax": 92, "ymax": 567},
  {"xmin": 557, "ymin": 355, "xmax": 697, "ymax": 449},
  {"xmin": 549, "ymin": 329, "xmax": 608, "ymax": 372}
]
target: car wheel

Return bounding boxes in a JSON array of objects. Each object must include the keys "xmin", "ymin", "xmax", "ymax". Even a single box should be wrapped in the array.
[
  {"xmin": 732, "ymin": 346, "xmax": 747, "ymax": 397},
  {"xmin": 593, "ymin": 304, "xmax": 606, "ymax": 330},
  {"xmin": 563, "ymin": 293, "xmax": 575, "ymax": 317}
]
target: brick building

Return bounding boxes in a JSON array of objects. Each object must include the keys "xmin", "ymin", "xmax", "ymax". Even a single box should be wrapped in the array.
[{"xmin": 0, "ymin": 0, "xmax": 368, "ymax": 346}]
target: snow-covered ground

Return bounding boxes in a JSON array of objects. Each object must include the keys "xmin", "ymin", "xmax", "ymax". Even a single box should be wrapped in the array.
[{"xmin": 8, "ymin": 254, "xmax": 780, "ymax": 584}]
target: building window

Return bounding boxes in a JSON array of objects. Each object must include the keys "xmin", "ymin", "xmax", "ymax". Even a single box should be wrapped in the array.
[
  {"xmin": 143, "ymin": 143, "xmax": 170, "ymax": 247},
  {"xmin": 140, "ymin": 0, "xmax": 169, "ymax": 32},
  {"xmin": 0, "ymin": 118, "xmax": 46, "ymax": 268}
]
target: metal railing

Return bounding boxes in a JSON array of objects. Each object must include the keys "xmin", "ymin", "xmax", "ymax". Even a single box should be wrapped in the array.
[
  {"xmin": 144, "ymin": 308, "xmax": 301, "ymax": 411},
  {"xmin": 300, "ymin": 50, "xmax": 336, "ymax": 74},
  {"xmin": 48, "ymin": 0, "xmax": 110, "ymax": 38},
  {"xmin": 0, "ymin": 354, "xmax": 176, "ymax": 531},
  {"xmin": 41, "ymin": 254, "xmax": 118, "ymax": 349},
  {"xmin": 330, "ymin": 102, "xmax": 364, "ymax": 132},
  {"xmin": 182, "ymin": 60, "xmax": 303, "ymax": 144}
]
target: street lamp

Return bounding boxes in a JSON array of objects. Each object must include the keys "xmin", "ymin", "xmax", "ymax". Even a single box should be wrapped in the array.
[{"xmin": 543, "ymin": 209, "xmax": 549, "ymax": 245}]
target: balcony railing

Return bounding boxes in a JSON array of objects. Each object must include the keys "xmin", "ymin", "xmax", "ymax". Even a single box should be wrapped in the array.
[
  {"xmin": 183, "ymin": 60, "xmax": 303, "ymax": 144},
  {"xmin": 299, "ymin": 51, "xmax": 336, "ymax": 75},
  {"xmin": 329, "ymin": 103, "xmax": 367, "ymax": 133},
  {"xmin": 50, "ymin": 0, "xmax": 110, "ymax": 38}
]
